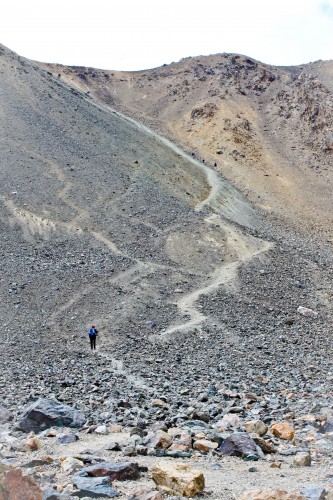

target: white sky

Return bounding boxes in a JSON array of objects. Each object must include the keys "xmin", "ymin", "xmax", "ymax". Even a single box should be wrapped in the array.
[{"xmin": 1, "ymin": 0, "xmax": 333, "ymax": 71}]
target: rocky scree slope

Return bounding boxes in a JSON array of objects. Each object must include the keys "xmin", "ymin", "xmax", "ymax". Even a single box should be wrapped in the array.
[
  {"xmin": 49, "ymin": 53, "xmax": 333, "ymax": 236},
  {"xmin": 0, "ymin": 44, "xmax": 332, "ymax": 498}
]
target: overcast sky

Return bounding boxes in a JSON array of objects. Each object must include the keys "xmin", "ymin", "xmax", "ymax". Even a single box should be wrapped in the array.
[{"xmin": 1, "ymin": 0, "xmax": 332, "ymax": 71}]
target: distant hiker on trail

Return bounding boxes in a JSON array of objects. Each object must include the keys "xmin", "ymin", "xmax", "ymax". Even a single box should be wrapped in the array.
[{"xmin": 89, "ymin": 325, "xmax": 98, "ymax": 350}]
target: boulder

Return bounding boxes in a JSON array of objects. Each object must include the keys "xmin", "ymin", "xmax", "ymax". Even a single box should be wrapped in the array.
[
  {"xmin": 220, "ymin": 432, "xmax": 258, "ymax": 458},
  {"xmin": 0, "ymin": 464, "xmax": 43, "ymax": 500},
  {"xmin": 42, "ymin": 488, "xmax": 72, "ymax": 499},
  {"xmin": 215, "ymin": 413, "xmax": 240, "ymax": 431},
  {"xmin": 238, "ymin": 490, "xmax": 306, "ymax": 499},
  {"xmin": 144, "ymin": 430, "xmax": 172, "ymax": 450},
  {"xmin": 95, "ymin": 424, "xmax": 108, "ymax": 435},
  {"xmin": 318, "ymin": 418, "xmax": 333, "ymax": 434},
  {"xmin": 78, "ymin": 461, "xmax": 140, "ymax": 481},
  {"xmin": 152, "ymin": 462, "xmax": 204, "ymax": 497},
  {"xmin": 19, "ymin": 398, "xmax": 86, "ymax": 433},
  {"xmin": 300, "ymin": 486, "xmax": 328, "ymax": 499},
  {"xmin": 270, "ymin": 422, "xmax": 295, "ymax": 441},
  {"xmin": 244, "ymin": 420, "xmax": 268, "ymax": 436},
  {"xmin": 61, "ymin": 457, "xmax": 84, "ymax": 474},
  {"xmin": 72, "ymin": 476, "xmax": 119, "ymax": 498},
  {"xmin": 293, "ymin": 452, "xmax": 311, "ymax": 467},
  {"xmin": 151, "ymin": 399, "xmax": 168, "ymax": 408},
  {"xmin": 128, "ymin": 485, "xmax": 164, "ymax": 500},
  {"xmin": 193, "ymin": 439, "xmax": 218, "ymax": 452}
]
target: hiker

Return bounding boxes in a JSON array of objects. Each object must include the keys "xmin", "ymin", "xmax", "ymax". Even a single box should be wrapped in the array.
[{"xmin": 89, "ymin": 325, "xmax": 98, "ymax": 350}]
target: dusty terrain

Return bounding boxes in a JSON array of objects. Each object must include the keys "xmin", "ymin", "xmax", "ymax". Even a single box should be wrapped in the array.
[
  {"xmin": 0, "ymin": 43, "xmax": 333, "ymax": 498},
  {"xmin": 47, "ymin": 54, "xmax": 333, "ymax": 236}
]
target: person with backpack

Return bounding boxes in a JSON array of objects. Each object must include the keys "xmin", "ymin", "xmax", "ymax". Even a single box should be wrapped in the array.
[{"xmin": 89, "ymin": 325, "xmax": 98, "ymax": 350}]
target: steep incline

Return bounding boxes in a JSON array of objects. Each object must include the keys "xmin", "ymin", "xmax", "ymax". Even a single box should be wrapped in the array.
[
  {"xmin": 0, "ymin": 44, "xmax": 273, "ymax": 414},
  {"xmin": 49, "ymin": 54, "xmax": 333, "ymax": 236}
]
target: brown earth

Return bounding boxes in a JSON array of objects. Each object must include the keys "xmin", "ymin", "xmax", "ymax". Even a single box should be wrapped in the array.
[{"xmin": 45, "ymin": 53, "xmax": 333, "ymax": 237}]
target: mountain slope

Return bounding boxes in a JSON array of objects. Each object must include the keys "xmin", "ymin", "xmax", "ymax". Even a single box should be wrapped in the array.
[
  {"xmin": 47, "ymin": 53, "xmax": 333, "ymax": 235},
  {"xmin": 0, "ymin": 44, "xmax": 332, "ymax": 437},
  {"xmin": 0, "ymin": 44, "xmax": 266, "ymax": 409}
]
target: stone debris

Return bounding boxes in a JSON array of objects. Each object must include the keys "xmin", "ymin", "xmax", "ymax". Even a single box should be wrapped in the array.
[
  {"xmin": 270, "ymin": 422, "xmax": 295, "ymax": 441},
  {"xmin": 77, "ymin": 461, "xmax": 141, "ymax": 481},
  {"xmin": 128, "ymin": 485, "xmax": 164, "ymax": 500},
  {"xmin": 72, "ymin": 475, "xmax": 119, "ymax": 498},
  {"xmin": 152, "ymin": 462, "xmax": 205, "ymax": 497},
  {"xmin": 0, "ymin": 45, "xmax": 333, "ymax": 500},
  {"xmin": 220, "ymin": 432, "xmax": 259, "ymax": 459},
  {"xmin": 292, "ymin": 452, "xmax": 312, "ymax": 467},
  {"xmin": 297, "ymin": 306, "xmax": 319, "ymax": 317},
  {"xmin": 238, "ymin": 490, "xmax": 306, "ymax": 499},
  {"xmin": 19, "ymin": 398, "xmax": 86, "ymax": 433},
  {"xmin": 0, "ymin": 464, "xmax": 43, "ymax": 499}
]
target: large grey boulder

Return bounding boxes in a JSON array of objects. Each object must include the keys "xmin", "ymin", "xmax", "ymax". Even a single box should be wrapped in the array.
[
  {"xmin": 19, "ymin": 398, "xmax": 86, "ymax": 433},
  {"xmin": 220, "ymin": 432, "xmax": 258, "ymax": 459},
  {"xmin": 72, "ymin": 476, "xmax": 119, "ymax": 498},
  {"xmin": 77, "ymin": 461, "xmax": 140, "ymax": 481}
]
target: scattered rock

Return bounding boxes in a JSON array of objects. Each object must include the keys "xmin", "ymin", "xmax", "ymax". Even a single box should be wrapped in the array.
[
  {"xmin": 238, "ymin": 490, "xmax": 306, "ymax": 499},
  {"xmin": 151, "ymin": 399, "xmax": 168, "ymax": 408},
  {"xmin": 105, "ymin": 441, "xmax": 122, "ymax": 451},
  {"xmin": 72, "ymin": 476, "xmax": 119, "ymax": 498},
  {"xmin": 220, "ymin": 432, "xmax": 258, "ymax": 459},
  {"xmin": 95, "ymin": 424, "xmax": 108, "ymax": 435},
  {"xmin": 297, "ymin": 306, "xmax": 318, "ymax": 317},
  {"xmin": 57, "ymin": 433, "xmax": 79, "ymax": 444},
  {"xmin": 0, "ymin": 464, "xmax": 43, "ymax": 499},
  {"xmin": 78, "ymin": 461, "xmax": 140, "ymax": 481},
  {"xmin": 60, "ymin": 456, "xmax": 84, "ymax": 474},
  {"xmin": 42, "ymin": 488, "xmax": 72, "ymax": 499},
  {"xmin": 152, "ymin": 462, "xmax": 204, "ymax": 497},
  {"xmin": 300, "ymin": 486, "xmax": 328, "ymax": 499},
  {"xmin": 144, "ymin": 430, "xmax": 172, "ymax": 450},
  {"xmin": 193, "ymin": 439, "xmax": 218, "ymax": 452},
  {"xmin": 293, "ymin": 452, "xmax": 311, "ymax": 467},
  {"xmin": 215, "ymin": 413, "xmax": 241, "ymax": 430},
  {"xmin": 19, "ymin": 398, "xmax": 85, "ymax": 433},
  {"xmin": 318, "ymin": 419, "xmax": 333, "ymax": 434},
  {"xmin": 244, "ymin": 420, "xmax": 268, "ymax": 436},
  {"xmin": 270, "ymin": 422, "xmax": 295, "ymax": 441},
  {"xmin": 0, "ymin": 407, "xmax": 12, "ymax": 423},
  {"xmin": 253, "ymin": 436, "xmax": 277, "ymax": 454},
  {"xmin": 128, "ymin": 485, "xmax": 163, "ymax": 500}
]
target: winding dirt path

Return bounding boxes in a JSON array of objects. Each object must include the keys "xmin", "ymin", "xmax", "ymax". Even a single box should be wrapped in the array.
[
  {"xmin": 33, "ymin": 79, "xmax": 272, "ymax": 351},
  {"xmin": 161, "ymin": 214, "xmax": 273, "ymax": 336},
  {"xmin": 62, "ymin": 87, "xmax": 256, "ymax": 227}
]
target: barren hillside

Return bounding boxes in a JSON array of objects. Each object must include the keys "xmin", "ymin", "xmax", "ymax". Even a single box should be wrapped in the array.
[
  {"xmin": 0, "ymin": 44, "xmax": 333, "ymax": 499},
  {"xmin": 47, "ymin": 54, "xmax": 333, "ymax": 236}
]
